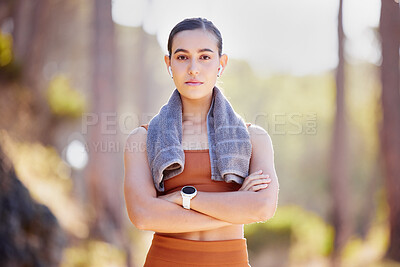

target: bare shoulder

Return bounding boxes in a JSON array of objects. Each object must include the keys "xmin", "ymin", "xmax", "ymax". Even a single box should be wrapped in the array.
[
  {"xmin": 248, "ymin": 124, "xmax": 268, "ymax": 135},
  {"xmin": 248, "ymin": 124, "xmax": 274, "ymax": 153},
  {"xmin": 127, "ymin": 126, "xmax": 148, "ymax": 139},
  {"xmin": 124, "ymin": 126, "xmax": 148, "ymax": 153}
]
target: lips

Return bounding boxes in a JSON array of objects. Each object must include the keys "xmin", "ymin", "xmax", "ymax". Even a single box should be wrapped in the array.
[{"xmin": 185, "ymin": 80, "xmax": 203, "ymax": 86}]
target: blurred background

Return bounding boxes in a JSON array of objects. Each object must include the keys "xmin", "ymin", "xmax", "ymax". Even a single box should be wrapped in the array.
[{"xmin": 0, "ymin": 0, "xmax": 399, "ymax": 266}]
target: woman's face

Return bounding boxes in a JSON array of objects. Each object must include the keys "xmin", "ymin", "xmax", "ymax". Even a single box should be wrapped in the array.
[{"xmin": 165, "ymin": 29, "xmax": 227, "ymax": 101}]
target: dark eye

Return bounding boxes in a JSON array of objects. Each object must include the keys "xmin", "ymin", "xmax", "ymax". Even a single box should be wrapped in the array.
[
  {"xmin": 200, "ymin": 55, "xmax": 211, "ymax": 60},
  {"xmin": 177, "ymin": 55, "xmax": 187, "ymax": 60}
]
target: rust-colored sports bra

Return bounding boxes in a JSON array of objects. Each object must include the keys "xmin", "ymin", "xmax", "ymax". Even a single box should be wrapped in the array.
[{"xmin": 140, "ymin": 123, "xmax": 252, "ymax": 196}]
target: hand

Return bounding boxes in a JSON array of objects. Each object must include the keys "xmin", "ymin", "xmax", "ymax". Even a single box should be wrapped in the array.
[
  {"xmin": 239, "ymin": 170, "xmax": 271, "ymax": 192},
  {"xmin": 158, "ymin": 191, "xmax": 182, "ymax": 205}
]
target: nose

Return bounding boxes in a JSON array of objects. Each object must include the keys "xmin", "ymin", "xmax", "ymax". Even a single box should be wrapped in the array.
[{"xmin": 188, "ymin": 59, "xmax": 199, "ymax": 76}]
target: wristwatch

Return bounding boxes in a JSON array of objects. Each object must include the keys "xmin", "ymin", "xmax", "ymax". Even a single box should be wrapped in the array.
[{"xmin": 180, "ymin": 186, "xmax": 197, "ymax": 209}]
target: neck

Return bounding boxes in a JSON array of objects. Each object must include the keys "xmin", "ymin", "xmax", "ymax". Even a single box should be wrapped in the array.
[{"xmin": 181, "ymin": 91, "xmax": 213, "ymax": 126}]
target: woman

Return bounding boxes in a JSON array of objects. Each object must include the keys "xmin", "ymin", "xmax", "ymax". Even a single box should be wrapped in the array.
[{"xmin": 124, "ymin": 18, "xmax": 279, "ymax": 267}]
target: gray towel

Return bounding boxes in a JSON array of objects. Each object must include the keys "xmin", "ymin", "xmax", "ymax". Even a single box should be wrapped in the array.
[{"xmin": 146, "ymin": 86, "xmax": 252, "ymax": 192}]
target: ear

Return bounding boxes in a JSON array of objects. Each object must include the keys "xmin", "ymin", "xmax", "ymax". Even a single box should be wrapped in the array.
[
  {"xmin": 219, "ymin": 54, "xmax": 228, "ymax": 75},
  {"xmin": 164, "ymin": 55, "xmax": 171, "ymax": 70}
]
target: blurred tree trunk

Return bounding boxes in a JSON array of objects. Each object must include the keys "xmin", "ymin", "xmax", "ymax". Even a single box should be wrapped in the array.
[
  {"xmin": 0, "ymin": 0, "xmax": 12, "ymax": 24},
  {"xmin": 329, "ymin": 0, "xmax": 351, "ymax": 263},
  {"xmin": 0, "ymin": 142, "xmax": 65, "ymax": 266},
  {"xmin": 136, "ymin": 27, "xmax": 151, "ymax": 113},
  {"xmin": 379, "ymin": 0, "xmax": 400, "ymax": 262},
  {"xmin": 10, "ymin": 0, "xmax": 65, "ymax": 145},
  {"xmin": 11, "ymin": 0, "xmax": 53, "ymax": 142},
  {"xmin": 86, "ymin": 0, "xmax": 124, "ymax": 249}
]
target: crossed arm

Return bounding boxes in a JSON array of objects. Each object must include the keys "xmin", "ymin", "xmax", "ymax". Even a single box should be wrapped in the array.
[{"xmin": 123, "ymin": 125, "xmax": 279, "ymax": 233}]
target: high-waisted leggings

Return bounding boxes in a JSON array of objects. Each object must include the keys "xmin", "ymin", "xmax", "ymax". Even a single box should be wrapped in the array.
[{"xmin": 144, "ymin": 233, "xmax": 250, "ymax": 266}]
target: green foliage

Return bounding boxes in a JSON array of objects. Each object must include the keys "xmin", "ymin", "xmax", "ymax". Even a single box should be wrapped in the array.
[
  {"xmin": 223, "ymin": 59, "xmax": 382, "ymax": 230},
  {"xmin": 225, "ymin": 61, "xmax": 384, "ymax": 265},
  {"xmin": 245, "ymin": 205, "xmax": 334, "ymax": 261},
  {"xmin": 0, "ymin": 31, "xmax": 12, "ymax": 67},
  {"xmin": 222, "ymin": 61, "xmax": 336, "ymax": 215},
  {"xmin": 0, "ymin": 30, "xmax": 21, "ymax": 81},
  {"xmin": 46, "ymin": 75, "xmax": 86, "ymax": 118},
  {"xmin": 61, "ymin": 240, "xmax": 126, "ymax": 267}
]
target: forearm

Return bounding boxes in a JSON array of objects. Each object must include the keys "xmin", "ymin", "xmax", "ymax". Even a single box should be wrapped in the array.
[
  {"xmin": 129, "ymin": 198, "xmax": 232, "ymax": 233},
  {"xmin": 173, "ymin": 190, "xmax": 275, "ymax": 224},
  {"xmin": 191, "ymin": 191, "xmax": 266, "ymax": 224}
]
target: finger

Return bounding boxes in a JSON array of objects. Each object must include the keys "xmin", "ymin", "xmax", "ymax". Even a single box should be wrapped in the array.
[
  {"xmin": 240, "ymin": 172, "xmax": 270, "ymax": 191},
  {"xmin": 244, "ymin": 176, "xmax": 269, "ymax": 187},
  {"xmin": 246, "ymin": 178, "xmax": 271, "ymax": 189},
  {"xmin": 249, "ymin": 171, "xmax": 270, "ymax": 179},
  {"xmin": 241, "ymin": 173, "xmax": 260, "ymax": 188},
  {"xmin": 240, "ymin": 178, "xmax": 271, "ymax": 191},
  {"xmin": 251, "ymin": 183, "xmax": 269, "ymax": 192},
  {"xmin": 249, "ymin": 170, "xmax": 268, "ymax": 176},
  {"xmin": 240, "ymin": 176, "xmax": 269, "ymax": 191},
  {"xmin": 239, "ymin": 182, "xmax": 251, "ymax": 191},
  {"xmin": 249, "ymin": 170, "xmax": 267, "ymax": 177}
]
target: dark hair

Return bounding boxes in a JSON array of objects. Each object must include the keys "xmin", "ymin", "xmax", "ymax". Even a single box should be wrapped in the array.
[{"xmin": 167, "ymin": 18, "xmax": 223, "ymax": 58}]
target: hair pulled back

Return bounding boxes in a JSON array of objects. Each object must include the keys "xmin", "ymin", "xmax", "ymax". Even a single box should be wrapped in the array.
[{"xmin": 167, "ymin": 17, "xmax": 223, "ymax": 58}]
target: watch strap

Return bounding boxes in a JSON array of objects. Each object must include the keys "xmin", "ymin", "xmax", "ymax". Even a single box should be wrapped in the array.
[{"xmin": 182, "ymin": 196, "xmax": 191, "ymax": 209}]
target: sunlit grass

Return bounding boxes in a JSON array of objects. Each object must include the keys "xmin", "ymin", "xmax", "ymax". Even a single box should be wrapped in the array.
[
  {"xmin": 342, "ymin": 223, "xmax": 389, "ymax": 266},
  {"xmin": 61, "ymin": 240, "xmax": 126, "ymax": 267},
  {"xmin": 246, "ymin": 205, "xmax": 334, "ymax": 265},
  {"xmin": 245, "ymin": 204, "xmax": 392, "ymax": 266}
]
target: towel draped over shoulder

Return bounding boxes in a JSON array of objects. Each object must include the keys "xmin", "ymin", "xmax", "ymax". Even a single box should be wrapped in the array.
[{"xmin": 146, "ymin": 86, "xmax": 252, "ymax": 192}]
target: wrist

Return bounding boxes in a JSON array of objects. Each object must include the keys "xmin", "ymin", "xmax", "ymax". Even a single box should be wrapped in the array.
[{"xmin": 175, "ymin": 191, "xmax": 183, "ymax": 205}]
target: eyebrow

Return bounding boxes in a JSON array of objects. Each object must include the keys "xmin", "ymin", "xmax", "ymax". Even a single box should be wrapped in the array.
[{"xmin": 173, "ymin": 48, "xmax": 214, "ymax": 54}]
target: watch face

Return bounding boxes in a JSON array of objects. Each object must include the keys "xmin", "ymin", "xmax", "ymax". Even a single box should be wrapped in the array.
[{"xmin": 182, "ymin": 186, "xmax": 196, "ymax": 194}]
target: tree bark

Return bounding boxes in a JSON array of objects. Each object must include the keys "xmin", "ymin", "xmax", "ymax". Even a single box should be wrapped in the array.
[
  {"xmin": 10, "ymin": 0, "xmax": 61, "ymax": 145},
  {"xmin": 86, "ymin": 0, "xmax": 123, "ymax": 246},
  {"xmin": 329, "ymin": 0, "xmax": 352, "ymax": 263},
  {"xmin": 0, "ymin": 143, "xmax": 65, "ymax": 266},
  {"xmin": 379, "ymin": 0, "xmax": 400, "ymax": 262}
]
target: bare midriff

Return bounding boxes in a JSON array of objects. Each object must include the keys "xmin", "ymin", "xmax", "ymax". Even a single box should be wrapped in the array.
[{"xmin": 156, "ymin": 224, "xmax": 244, "ymax": 241}]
